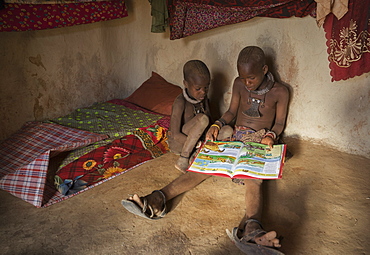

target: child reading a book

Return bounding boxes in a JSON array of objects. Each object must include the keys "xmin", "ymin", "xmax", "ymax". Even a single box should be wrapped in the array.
[
  {"xmin": 122, "ymin": 46, "xmax": 289, "ymax": 254},
  {"xmin": 167, "ymin": 59, "xmax": 212, "ymax": 172}
]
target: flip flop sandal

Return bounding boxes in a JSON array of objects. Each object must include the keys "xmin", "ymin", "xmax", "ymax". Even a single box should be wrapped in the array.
[
  {"xmin": 226, "ymin": 219, "xmax": 285, "ymax": 255},
  {"xmin": 121, "ymin": 190, "xmax": 167, "ymax": 220}
]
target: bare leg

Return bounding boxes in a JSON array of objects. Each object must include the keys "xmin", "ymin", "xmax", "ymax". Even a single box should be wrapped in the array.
[
  {"xmin": 181, "ymin": 114, "xmax": 209, "ymax": 157},
  {"xmin": 161, "ymin": 171, "xmax": 210, "ymax": 200},
  {"xmin": 240, "ymin": 179, "xmax": 281, "ymax": 248},
  {"xmin": 175, "ymin": 114, "xmax": 209, "ymax": 172}
]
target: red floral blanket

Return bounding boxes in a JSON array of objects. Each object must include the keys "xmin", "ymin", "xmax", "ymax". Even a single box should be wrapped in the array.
[{"xmin": 53, "ymin": 123, "xmax": 169, "ymax": 204}]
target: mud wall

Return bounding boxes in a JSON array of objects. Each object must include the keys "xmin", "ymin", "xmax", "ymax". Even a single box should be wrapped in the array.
[{"xmin": 0, "ymin": 0, "xmax": 369, "ymax": 157}]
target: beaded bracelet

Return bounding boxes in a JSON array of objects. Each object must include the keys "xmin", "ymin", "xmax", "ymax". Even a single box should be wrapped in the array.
[
  {"xmin": 216, "ymin": 118, "xmax": 226, "ymax": 127},
  {"xmin": 211, "ymin": 124, "xmax": 221, "ymax": 130},
  {"xmin": 263, "ymin": 131, "xmax": 277, "ymax": 140}
]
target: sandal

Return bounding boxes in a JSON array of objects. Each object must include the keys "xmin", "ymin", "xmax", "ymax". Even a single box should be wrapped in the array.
[
  {"xmin": 121, "ymin": 190, "xmax": 167, "ymax": 220},
  {"xmin": 226, "ymin": 219, "xmax": 285, "ymax": 255}
]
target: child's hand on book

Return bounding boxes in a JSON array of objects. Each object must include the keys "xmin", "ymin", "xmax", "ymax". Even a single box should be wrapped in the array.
[
  {"xmin": 206, "ymin": 124, "xmax": 220, "ymax": 141},
  {"xmin": 261, "ymin": 137, "xmax": 274, "ymax": 149}
]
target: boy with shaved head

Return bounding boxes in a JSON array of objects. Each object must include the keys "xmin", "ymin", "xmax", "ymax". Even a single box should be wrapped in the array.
[
  {"xmin": 169, "ymin": 60, "xmax": 212, "ymax": 172},
  {"xmin": 122, "ymin": 47, "xmax": 289, "ymax": 254}
]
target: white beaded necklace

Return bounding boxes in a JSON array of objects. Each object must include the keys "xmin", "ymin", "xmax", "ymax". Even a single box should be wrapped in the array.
[
  {"xmin": 183, "ymin": 88, "xmax": 201, "ymax": 104},
  {"xmin": 183, "ymin": 88, "xmax": 205, "ymax": 114}
]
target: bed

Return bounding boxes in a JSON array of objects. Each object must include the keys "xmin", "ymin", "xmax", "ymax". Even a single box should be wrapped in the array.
[{"xmin": 0, "ymin": 72, "xmax": 182, "ymax": 208}]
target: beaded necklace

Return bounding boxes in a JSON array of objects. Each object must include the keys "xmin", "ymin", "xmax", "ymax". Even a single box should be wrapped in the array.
[{"xmin": 183, "ymin": 88, "xmax": 205, "ymax": 115}]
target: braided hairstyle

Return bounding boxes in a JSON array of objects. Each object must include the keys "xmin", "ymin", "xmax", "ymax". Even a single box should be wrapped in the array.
[
  {"xmin": 237, "ymin": 46, "xmax": 266, "ymax": 68},
  {"xmin": 183, "ymin": 60, "xmax": 210, "ymax": 82}
]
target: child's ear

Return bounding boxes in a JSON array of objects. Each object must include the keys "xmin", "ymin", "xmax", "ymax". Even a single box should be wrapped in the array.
[
  {"xmin": 262, "ymin": 65, "xmax": 268, "ymax": 75},
  {"xmin": 183, "ymin": 80, "xmax": 188, "ymax": 88}
]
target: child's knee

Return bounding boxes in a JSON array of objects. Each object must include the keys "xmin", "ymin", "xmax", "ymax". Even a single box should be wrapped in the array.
[
  {"xmin": 197, "ymin": 114, "xmax": 209, "ymax": 128},
  {"xmin": 218, "ymin": 125, "xmax": 233, "ymax": 140}
]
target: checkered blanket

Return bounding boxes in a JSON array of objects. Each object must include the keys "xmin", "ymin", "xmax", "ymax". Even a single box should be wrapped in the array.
[
  {"xmin": 0, "ymin": 101, "xmax": 170, "ymax": 207},
  {"xmin": 0, "ymin": 121, "xmax": 108, "ymax": 207}
]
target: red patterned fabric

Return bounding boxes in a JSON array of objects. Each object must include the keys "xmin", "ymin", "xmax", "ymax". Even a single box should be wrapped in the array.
[
  {"xmin": 167, "ymin": 0, "xmax": 316, "ymax": 39},
  {"xmin": 47, "ymin": 123, "xmax": 169, "ymax": 207},
  {"xmin": 0, "ymin": 0, "xmax": 127, "ymax": 32},
  {"xmin": 56, "ymin": 125, "xmax": 168, "ymax": 188},
  {"xmin": 323, "ymin": 0, "xmax": 370, "ymax": 81}
]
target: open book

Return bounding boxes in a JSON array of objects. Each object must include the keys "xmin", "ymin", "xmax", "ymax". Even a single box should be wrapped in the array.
[{"xmin": 188, "ymin": 140, "xmax": 286, "ymax": 179}]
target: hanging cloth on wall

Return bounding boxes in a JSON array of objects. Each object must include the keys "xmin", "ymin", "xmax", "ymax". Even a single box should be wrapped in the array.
[
  {"xmin": 0, "ymin": 0, "xmax": 128, "ymax": 32},
  {"xmin": 149, "ymin": 0, "xmax": 169, "ymax": 33},
  {"xmin": 4, "ymin": 0, "xmax": 110, "ymax": 3},
  {"xmin": 314, "ymin": 0, "xmax": 348, "ymax": 27},
  {"xmin": 167, "ymin": 0, "xmax": 316, "ymax": 40},
  {"xmin": 323, "ymin": 0, "xmax": 370, "ymax": 81}
]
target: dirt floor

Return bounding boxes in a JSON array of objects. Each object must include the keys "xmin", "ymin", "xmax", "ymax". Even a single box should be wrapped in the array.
[{"xmin": 0, "ymin": 137, "xmax": 369, "ymax": 255}]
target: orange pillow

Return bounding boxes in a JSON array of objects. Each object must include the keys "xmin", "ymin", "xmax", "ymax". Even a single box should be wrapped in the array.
[{"xmin": 125, "ymin": 72, "xmax": 182, "ymax": 116}]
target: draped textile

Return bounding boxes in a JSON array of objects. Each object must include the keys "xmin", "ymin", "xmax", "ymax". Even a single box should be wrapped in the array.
[
  {"xmin": 54, "ymin": 124, "xmax": 169, "ymax": 198},
  {"xmin": 47, "ymin": 101, "xmax": 164, "ymax": 168},
  {"xmin": 0, "ymin": 122, "xmax": 108, "ymax": 207},
  {"xmin": 149, "ymin": 0, "xmax": 169, "ymax": 33},
  {"xmin": 4, "ymin": 0, "xmax": 109, "ymax": 3},
  {"xmin": 314, "ymin": 0, "xmax": 348, "ymax": 27},
  {"xmin": 0, "ymin": 0, "xmax": 128, "ymax": 32},
  {"xmin": 323, "ymin": 0, "xmax": 370, "ymax": 81},
  {"xmin": 167, "ymin": 0, "xmax": 316, "ymax": 40}
]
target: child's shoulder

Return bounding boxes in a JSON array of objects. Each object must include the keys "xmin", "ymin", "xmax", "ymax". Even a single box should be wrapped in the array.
[
  {"xmin": 175, "ymin": 92, "xmax": 185, "ymax": 101},
  {"xmin": 271, "ymin": 82, "xmax": 289, "ymax": 98},
  {"xmin": 172, "ymin": 92, "xmax": 186, "ymax": 106},
  {"xmin": 273, "ymin": 82, "xmax": 289, "ymax": 92},
  {"xmin": 232, "ymin": 77, "xmax": 246, "ymax": 90}
]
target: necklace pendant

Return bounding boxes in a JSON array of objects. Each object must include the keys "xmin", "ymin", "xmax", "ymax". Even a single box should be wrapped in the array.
[
  {"xmin": 193, "ymin": 102, "xmax": 205, "ymax": 115},
  {"xmin": 243, "ymin": 98, "xmax": 261, "ymax": 118}
]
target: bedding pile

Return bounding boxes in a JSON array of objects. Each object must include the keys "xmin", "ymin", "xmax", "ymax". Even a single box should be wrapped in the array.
[{"xmin": 0, "ymin": 72, "xmax": 182, "ymax": 207}]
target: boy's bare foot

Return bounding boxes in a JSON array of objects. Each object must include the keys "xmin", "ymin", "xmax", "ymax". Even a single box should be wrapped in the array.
[
  {"xmin": 175, "ymin": 156, "xmax": 189, "ymax": 173},
  {"xmin": 241, "ymin": 219, "xmax": 281, "ymax": 248}
]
